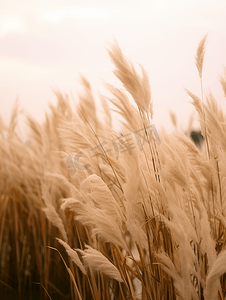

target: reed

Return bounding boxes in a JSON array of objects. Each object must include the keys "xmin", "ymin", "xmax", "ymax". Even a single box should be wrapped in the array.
[{"xmin": 1, "ymin": 35, "xmax": 226, "ymax": 300}]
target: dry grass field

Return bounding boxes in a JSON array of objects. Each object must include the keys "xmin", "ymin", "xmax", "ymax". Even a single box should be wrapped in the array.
[{"xmin": 1, "ymin": 35, "xmax": 226, "ymax": 299}]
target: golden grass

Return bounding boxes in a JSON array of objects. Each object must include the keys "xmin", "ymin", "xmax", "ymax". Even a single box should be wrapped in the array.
[{"xmin": 1, "ymin": 35, "xmax": 226, "ymax": 299}]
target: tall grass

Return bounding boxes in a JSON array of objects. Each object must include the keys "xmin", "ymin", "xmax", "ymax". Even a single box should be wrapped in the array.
[{"xmin": 1, "ymin": 36, "xmax": 226, "ymax": 299}]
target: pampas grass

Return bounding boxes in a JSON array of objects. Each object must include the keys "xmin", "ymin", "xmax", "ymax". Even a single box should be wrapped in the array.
[{"xmin": 1, "ymin": 35, "xmax": 226, "ymax": 299}]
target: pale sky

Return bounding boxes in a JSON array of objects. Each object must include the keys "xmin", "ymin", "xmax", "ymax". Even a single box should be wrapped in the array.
[{"xmin": 1, "ymin": 0, "xmax": 226, "ymax": 137}]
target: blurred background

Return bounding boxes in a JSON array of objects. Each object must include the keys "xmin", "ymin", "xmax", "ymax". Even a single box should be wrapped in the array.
[{"xmin": 1, "ymin": 0, "xmax": 226, "ymax": 138}]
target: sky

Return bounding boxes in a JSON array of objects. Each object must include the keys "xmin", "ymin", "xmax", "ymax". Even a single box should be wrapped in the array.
[{"xmin": 1, "ymin": 0, "xmax": 226, "ymax": 138}]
